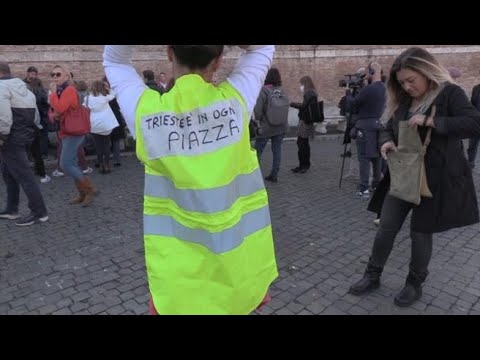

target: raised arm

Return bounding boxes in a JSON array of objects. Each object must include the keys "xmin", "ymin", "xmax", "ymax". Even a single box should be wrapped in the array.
[
  {"xmin": 227, "ymin": 45, "xmax": 275, "ymax": 117},
  {"xmin": 103, "ymin": 45, "xmax": 147, "ymax": 139},
  {"xmin": 49, "ymin": 86, "xmax": 78, "ymax": 114}
]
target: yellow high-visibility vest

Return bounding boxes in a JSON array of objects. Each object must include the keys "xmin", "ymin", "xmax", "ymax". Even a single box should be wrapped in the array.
[{"xmin": 135, "ymin": 74, "xmax": 278, "ymax": 315}]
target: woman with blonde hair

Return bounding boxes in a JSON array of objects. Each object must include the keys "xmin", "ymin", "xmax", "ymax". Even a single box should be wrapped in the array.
[
  {"xmin": 48, "ymin": 65, "xmax": 97, "ymax": 206},
  {"xmin": 349, "ymin": 47, "xmax": 480, "ymax": 307}
]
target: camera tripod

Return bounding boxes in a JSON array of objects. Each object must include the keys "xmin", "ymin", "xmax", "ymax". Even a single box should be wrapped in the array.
[
  {"xmin": 339, "ymin": 111, "xmax": 354, "ymax": 188},
  {"xmin": 339, "ymin": 87, "xmax": 361, "ymax": 189}
]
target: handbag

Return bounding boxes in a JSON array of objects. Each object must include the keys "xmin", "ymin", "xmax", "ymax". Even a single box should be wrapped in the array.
[
  {"xmin": 62, "ymin": 92, "xmax": 91, "ymax": 136},
  {"xmin": 387, "ymin": 105, "xmax": 435, "ymax": 206},
  {"xmin": 305, "ymin": 100, "xmax": 325, "ymax": 124}
]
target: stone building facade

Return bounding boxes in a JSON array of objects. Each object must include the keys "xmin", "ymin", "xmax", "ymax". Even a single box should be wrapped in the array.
[{"xmin": 1, "ymin": 45, "xmax": 479, "ymax": 112}]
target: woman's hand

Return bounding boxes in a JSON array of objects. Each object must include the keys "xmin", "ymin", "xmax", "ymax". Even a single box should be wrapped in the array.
[
  {"xmin": 380, "ymin": 141, "xmax": 397, "ymax": 160},
  {"xmin": 408, "ymin": 114, "xmax": 428, "ymax": 128},
  {"xmin": 49, "ymin": 82, "xmax": 57, "ymax": 94}
]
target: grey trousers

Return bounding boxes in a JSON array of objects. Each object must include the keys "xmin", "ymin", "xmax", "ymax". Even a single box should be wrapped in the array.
[{"xmin": 1, "ymin": 143, "xmax": 47, "ymax": 217}]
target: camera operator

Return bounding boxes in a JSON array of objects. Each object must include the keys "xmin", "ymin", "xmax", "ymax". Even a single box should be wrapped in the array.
[
  {"xmin": 346, "ymin": 62, "xmax": 386, "ymax": 198},
  {"xmin": 340, "ymin": 68, "xmax": 366, "ymax": 148}
]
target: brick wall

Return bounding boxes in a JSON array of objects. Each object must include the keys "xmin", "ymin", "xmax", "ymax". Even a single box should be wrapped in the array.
[{"xmin": 2, "ymin": 45, "xmax": 479, "ymax": 113}]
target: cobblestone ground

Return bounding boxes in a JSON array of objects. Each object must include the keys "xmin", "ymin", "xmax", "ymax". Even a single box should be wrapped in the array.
[{"xmin": 1, "ymin": 138, "xmax": 480, "ymax": 315}]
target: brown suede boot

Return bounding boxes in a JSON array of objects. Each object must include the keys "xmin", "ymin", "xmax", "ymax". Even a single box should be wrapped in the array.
[
  {"xmin": 81, "ymin": 177, "xmax": 97, "ymax": 207},
  {"xmin": 69, "ymin": 181, "xmax": 86, "ymax": 205}
]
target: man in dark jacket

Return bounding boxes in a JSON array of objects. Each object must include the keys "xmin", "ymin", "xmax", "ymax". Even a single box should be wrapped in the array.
[
  {"xmin": 347, "ymin": 62, "xmax": 386, "ymax": 198},
  {"xmin": 467, "ymin": 83, "xmax": 480, "ymax": 168},
  {"xmin": 158, "ymin": 72, "xmax": 168, "ymax": 94},
  {"xmin": 0, "ymin": 61, "xmax": 48, "ymax": 226}
]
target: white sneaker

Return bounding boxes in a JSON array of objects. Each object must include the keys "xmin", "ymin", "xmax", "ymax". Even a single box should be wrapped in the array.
[
  {"xmin": 373, "ymin": 219, "xmax": 380, "ymax": 226},
  {"xmin": 40, "ymin": 175, "xmax": 51, "ymax": 184},
  {"xmin": 354, "ymin": 190, "xmax": 370, "ymax": 199},
  {"xmin": 52, "ymin": 170, "xmax": 64, "ymax": 177},
  {"xmin": 82, "ymin": 167, "xmax": 93, "ymax": 175},
  {"xmin": 0, "ymin": 211, "xmax": 21, "ymax": 220}
]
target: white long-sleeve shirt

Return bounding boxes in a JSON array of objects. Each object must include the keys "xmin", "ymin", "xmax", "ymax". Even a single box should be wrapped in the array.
[{"xmin": 103, "ymin": 45, "xmax": 275, "ymax": 139}]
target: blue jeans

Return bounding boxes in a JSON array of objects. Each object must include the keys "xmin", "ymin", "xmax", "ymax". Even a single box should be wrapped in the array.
[
  {"xmin": 255, "ymin": 134, "xmax": 285, "ymax": 178},
  {"xmin": 60, "ymin": 136, "xmax": 85, "ymax": 181}
]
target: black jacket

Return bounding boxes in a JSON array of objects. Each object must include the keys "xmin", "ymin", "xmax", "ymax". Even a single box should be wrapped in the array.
[
  {"xmin": 370, "ymin": 83, "xmax": 480, "ymax": 233},
  {"xmin": 109, "ymin": 98, "xmax": 127, "ymax": 141},
  {"xmin": 291, "ymin": 89, "xmax": 318, "ymax": 122},
  {"xmin": 472, "ymin": 84, "xmax": 480, "ymax": 110}
]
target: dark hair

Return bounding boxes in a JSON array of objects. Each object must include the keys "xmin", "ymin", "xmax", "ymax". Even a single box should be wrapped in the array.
[
  {"xmin": 300, "ymin": 75, "xmax": 316, "ymax": 92},
  {"xmin": 170, "ymin": 45, "xmax": 224, "ymax": 70},
  {"xmin": 265, "ymin": 68, "xmax": 282, "ymax": 87},
  {"xmin": 75, "ymin": 80, "xmax": 88, "ymax": 92},
  {"xmin": 28, "ymin": 78, "xmax": 44, "ymax": 93},
  {"xmin": 91, "ymin": 80, "xmax": 109, "ymax": 96},
  {"xmin": 27, "ymin": 66, "xmax": 38, "ymax": 73},
  {"xmin": 143, "ymin": 70, "xmax": 155, "ymax": 81}
]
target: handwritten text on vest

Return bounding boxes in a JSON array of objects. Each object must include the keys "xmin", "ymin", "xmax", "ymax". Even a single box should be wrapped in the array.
[{"xmin": 141, "ymin": 99, "xmax": 245, "ymax": 160}]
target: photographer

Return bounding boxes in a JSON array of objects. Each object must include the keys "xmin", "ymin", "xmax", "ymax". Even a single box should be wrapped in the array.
[
  {"xmin": 346, "ymin": 62, "xmax": 386, "ymax": 198},
  {"xmin": 340, "ymin": 68, "xmax": 366, "ymax": 160}
]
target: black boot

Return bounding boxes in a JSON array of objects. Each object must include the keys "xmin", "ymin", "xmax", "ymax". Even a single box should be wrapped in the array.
[
  {"xmin": 349, "ymin": 260, "xmax": 383, "ymax": 296},
  {"xmin": 394, "ymin": 271, "xmax": 426, "ymax": 307}
]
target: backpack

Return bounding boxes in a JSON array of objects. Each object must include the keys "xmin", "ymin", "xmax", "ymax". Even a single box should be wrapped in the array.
[{"xmin": 263, "ymin": 87, "xmax": 290, "ymax": 127}]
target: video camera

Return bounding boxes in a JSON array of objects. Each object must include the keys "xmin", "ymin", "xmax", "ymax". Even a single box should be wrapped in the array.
[{"xmin": 338, "ymin": 73, "xmax": 367, "ymax": 90}]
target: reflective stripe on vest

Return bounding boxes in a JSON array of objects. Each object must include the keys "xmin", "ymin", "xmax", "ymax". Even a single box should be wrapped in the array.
[
  {"xmin": 144, "ymin": 205, "xmax": 271, "ymax": 254},
  {"xmin": 144, "ymin": 168, "xmax": 265, "ymax": 214}
]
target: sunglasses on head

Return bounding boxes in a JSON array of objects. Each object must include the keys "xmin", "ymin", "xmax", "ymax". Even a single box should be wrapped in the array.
[{"xmin": 50, "ymin": 72, "xmax": 63, "ymax": 78}]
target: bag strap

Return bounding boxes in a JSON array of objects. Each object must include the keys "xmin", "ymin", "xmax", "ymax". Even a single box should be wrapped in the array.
[
  {"xmin": 421, "ymin": 105, "xmax": 435, "ymax": 155},
  {"xmin": 262, "ymin": 86, "xmax": 278, "ymax": 120},
  {"xmin": 260, "ymin": 86, "xmax": 271, "ymax": 121}
]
